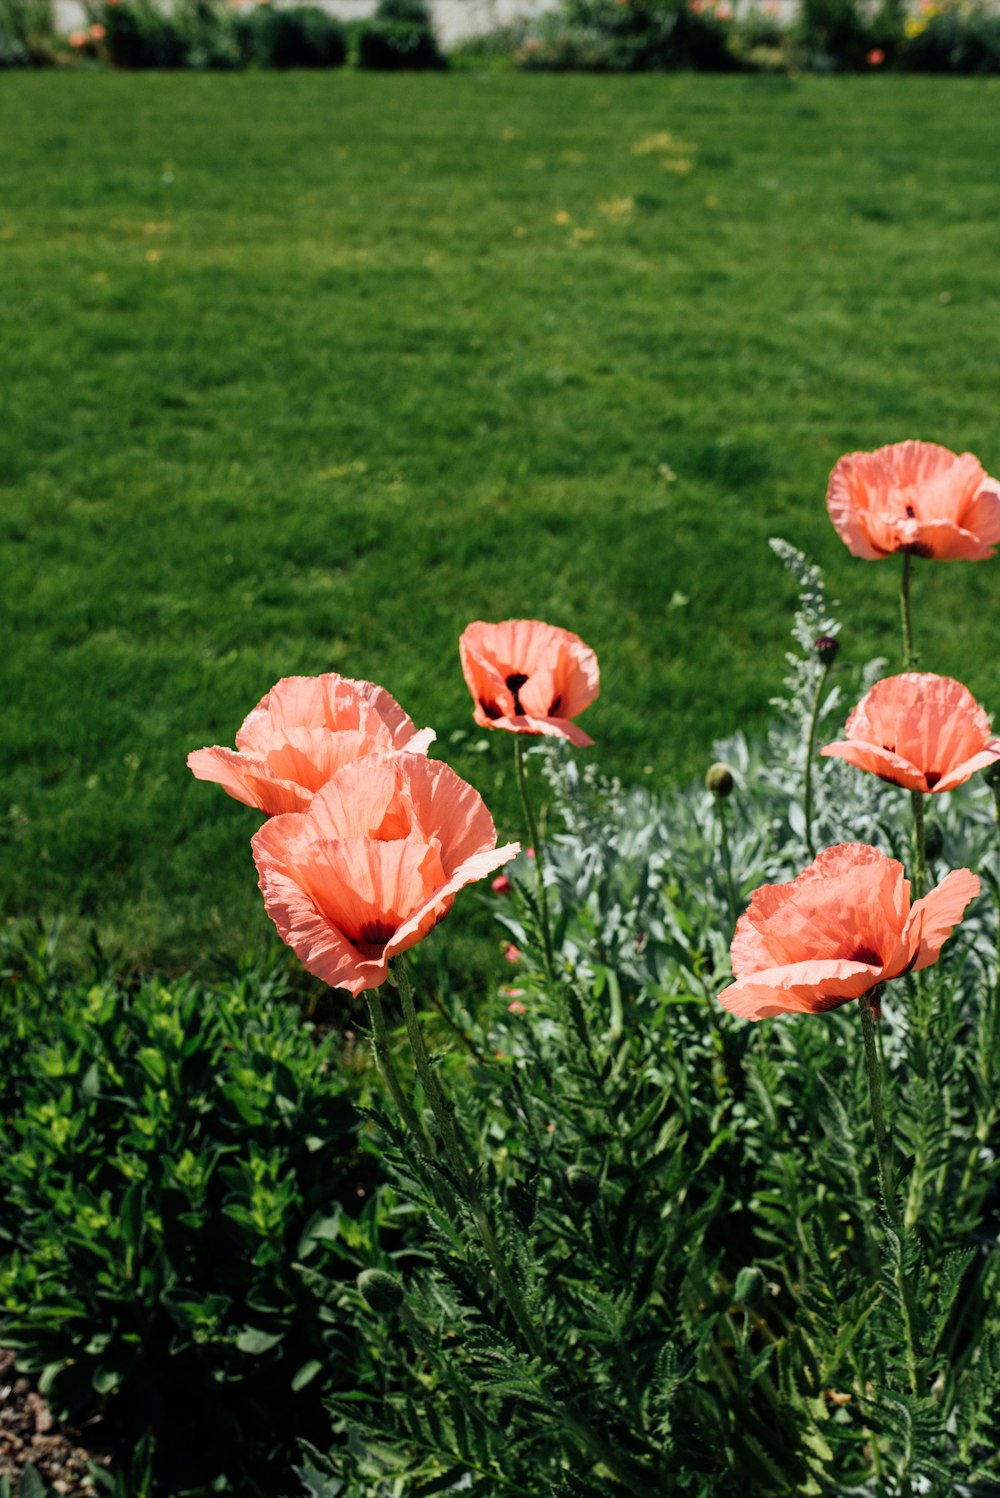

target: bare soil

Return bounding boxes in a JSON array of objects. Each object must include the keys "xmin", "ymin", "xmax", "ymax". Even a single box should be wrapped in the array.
[{"xmin": 0, "ymin": 1352, "xmax": 110, "ymax": 1497}]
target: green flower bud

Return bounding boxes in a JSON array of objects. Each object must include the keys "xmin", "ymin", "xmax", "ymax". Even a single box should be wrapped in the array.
[
  {"xmin": 566, "ymin": 1164, "xmax": 600, "ymax": 1206},
  {"xmin": 705, "ymin": 762, "xmax": 735, "ymax": 799},
  {"xmin": 734, "ymin": 1265, "xmax": 768, "ymax": 1310},
  {"xmin": 357, "ymin": 1268, "xmax": 404, "ymax": 1315}
]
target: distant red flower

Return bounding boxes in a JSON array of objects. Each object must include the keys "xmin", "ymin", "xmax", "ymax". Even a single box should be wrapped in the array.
[
  {"xmin": 491, "ymin": 873, "xmax": 512, "ymax": 895},
  {"xmin": 507, "ymin": 999, "xmax": 528, "ymax": 1014},
  {"xmin": 866, "ymin": 46, "xmax": 885, "ymax": 65},
  {"xmin": 68, "ymin": 29, "xmax": 87, "ymax": 45},
  {"xmin": 827, "ymin": 440, "xmax": 1000, "ymax": 561},
  {"xmin": 822, "ymin": 673, "xmax": 1000, "ymax": 793},
  {"xmin": 252, "ymin": 754, "xmax": 518, "ymax": 996},
  {"xmin": 459, "ymin": 619, "xmax": 599, "ymax": 746},
  {"xmin": 504, "ymin": 943, "xmax": 522, "ymax": 964},
  {"xmin": 718, "ymin": 843, "xmax": 978, "ymax": 1021},
  {"xmin": 188, "ymin": 673, "xmax": 434, "ymax": 816}
]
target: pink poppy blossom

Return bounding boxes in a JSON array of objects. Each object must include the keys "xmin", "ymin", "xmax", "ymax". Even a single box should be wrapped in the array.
[
  {"xmin": 252, "ymin": 754, "xmax": 518, "ymax": 996},
  {"xmin": 718, "ymin": 843, "xmax": 978, "ymax": 1021},
  {"xmin": 822, "ymin": 674, "xmax": 1000, "ymax": 793},
  {"xmin": 188, "ymin": 673, "xmax": 435, "ymax": 816}
]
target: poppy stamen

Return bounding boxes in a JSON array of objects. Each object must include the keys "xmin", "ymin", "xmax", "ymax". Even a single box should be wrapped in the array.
[{"xmin": 505, "ymin": 673, "xmax": 529, "ymax": 715}]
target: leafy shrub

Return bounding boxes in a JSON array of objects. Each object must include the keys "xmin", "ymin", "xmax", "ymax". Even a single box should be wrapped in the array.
[
  {"xmin": 100, "ymin": 0, "xmax": 189, "ymax": 68},
  {"xmin": 356, "ymin": 0, "xmax": 445, "ymax": 71},
  {"xmin": 515, "ymin": 0, "xmax": 738, "ymax": 73},
  {"xmin": 0, "ymin": 937, "xmax": 389, "ymax": 1496},
  {"xmin": 235, "ymin": 4, "xmax": 348, "ymax": 69},
  {"xmin": 903, "ymin": 0, "xmax": 1000, "ymax": 72},
  {"xmin": 0, "ymin": 0, "xmax": 55, "ymax": 64}
]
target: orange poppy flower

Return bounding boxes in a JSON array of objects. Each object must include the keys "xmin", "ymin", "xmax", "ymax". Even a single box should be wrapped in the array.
[
  {"xmin": 188, "ymin": 674, "xmax": 435, "ymax": 816},
  {"xmin": 251, "ymin": 754, "xmax": 519, "ymax": 995},
  {"xmin": 821, "ymin": 673, "xmax": 1000, "ymax": 793},
  {"xmin": 459, "ymin": 619, "xmax": 599, "ymax": 746},
  {"xmin": 826, "ymin": 440, "xmax": 1000, "ymax": 561},
  {"xmin": 717, "ymin": 843, "xmax": 978, "ymax": 1021}
]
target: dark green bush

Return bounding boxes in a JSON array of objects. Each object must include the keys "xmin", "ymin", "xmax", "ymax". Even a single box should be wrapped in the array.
[
  {"xmin": 356, "ymin": 0, "xmax": 445, "ymax": 70},
  {"xmin": 235, "ymin": 4, "xmax": 348, "ymax": 68},
  {"xmin": 101, "ymin": 0, "xmax": 189, "ymax": 68},
  {"xmin": 903, "ymin": 2, "xmax": 1000, "ymax": 72},
  {"xmin": 515, "ymin": 0, "xmax": 738, "ymax": 73},
  {"xmin": 0, "ymin": 932, "xmax": 387, "ymax": 1497}
]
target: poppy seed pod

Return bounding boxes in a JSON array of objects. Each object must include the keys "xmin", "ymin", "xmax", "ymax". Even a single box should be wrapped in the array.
[
  {"xmin": 706, "ymin": 762, "xmax": 735, "ymax": 799},
  {"xmin": 357, "ymin": 1268, "xmax": 405, "ymax": 1315},
  {"xmin": 734, "ymin": 1266, "xmax": 768, "ymax": 1309},
  {"xmin": 814, "ymin": 635, "xmax": 840, "ymax": 665},
  {"xmin": 566, "ymin": 1164, "xmax": 600, "ymax": 1205}
]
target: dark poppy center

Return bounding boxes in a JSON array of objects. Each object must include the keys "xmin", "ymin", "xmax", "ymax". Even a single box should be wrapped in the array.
[
  {"xmin": 905, "ymin": 504, "xmax": 916, "ymax": 518},
  {"xmin": 925, "ymin": 771, "xmax": 941, "ymax": 789},
  {"xmin": 359, "ymin": 919, "xmax": 396, "ymax": 947},
  {"xmin": 479, "ymin": 698, "xmax": 502, "ymax": 720},
  {"xmin": 506, "ymin": 673, "xmax": 529, "ymax": 715},
  {"xmin": 850, "ymin": 944, "xmax": 882, "ymax": 968}
]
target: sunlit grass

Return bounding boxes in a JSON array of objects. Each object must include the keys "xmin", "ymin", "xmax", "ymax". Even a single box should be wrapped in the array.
[{"xmin": 2, "ymin": 70, "xmax": 998, "ymax": 966}]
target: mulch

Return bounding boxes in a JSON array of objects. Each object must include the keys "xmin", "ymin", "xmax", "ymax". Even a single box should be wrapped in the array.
[{"xmin": 0, "ymin": 1352, "xmax": 110, "ymax": 1496}]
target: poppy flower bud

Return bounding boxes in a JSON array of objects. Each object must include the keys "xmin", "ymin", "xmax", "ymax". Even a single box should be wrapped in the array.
[
  {"xmin": 734, "ymin": 1266, "xmax": 768, "ymax": 1309},
  {"xmin": 923, "ymin": 815, "xmax": 944, "ymax": 861},
  {"xmin": 705, "ymin": 762, "xmax": 735, "ymax": 799},
  {"xmin": 566, "ymin": 1164, "xmax": 600, "ymax": 1205},
  {"xmin": 814, "ymin": 635, "xmax": 840, "ymax": 665},
  {"xmin": 357, "ymin": 1268, "xmax": 405, "ymax": 1315}
]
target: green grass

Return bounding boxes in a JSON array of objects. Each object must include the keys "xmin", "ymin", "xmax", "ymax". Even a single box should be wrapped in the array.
[{"xmin": 2, "ymin": 70, "xmax": 998, "ymax": 967}]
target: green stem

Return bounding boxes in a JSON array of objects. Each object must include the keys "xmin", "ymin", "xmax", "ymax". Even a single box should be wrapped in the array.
[
  {"xmin": 716, "ymin": 797, "xmax": 738, "ymax": 929},
  {"xmin": 899, "ymin": 551, "xmax": 917, "ymax": 670},
  {"xmin": 514, "ymin": 737, "xmax": 556, "ymax": 985},
  {"xmin": 803, "ymin": 658, "xmax": 832, "ymax": 859},
  {"xmin": 364, "ymin": 989, "xmax": 433, "ymax": 1151},
  {"xmin": 859, "ymin": 995, "xmax": 921, "ymax": 1399},
  {"xmin": 910, "ymin": 789, "xmax": 926, "ymax": 902},
  {"xmin": 859, "ymin": 994, "xmax": 897, "ymax": 1225}
]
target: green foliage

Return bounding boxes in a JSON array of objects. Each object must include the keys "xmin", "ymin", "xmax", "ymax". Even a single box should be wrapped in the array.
[
  {"xmin": 0, "ymin": 933, "xmax": 389, "ymax": 1496},
  {"xmin": 99, "ymin": 0, "xmax": 190, "ymax": 67},
  {"xmin": 903, "ymin": 1, "xmax": 1000, "ymax": 73},
  {"xmin": 356, "ymin": 0, "xmax": 445, "ymax": 71},
  {"xmin": 299, "ymin": 548, "xmax": 1000, "ymax": 1493},
  {"xmin": 515, "ymin": 0, "xmax": 737, "ymax": 72},
  {"xmin": 235, "ymin": 5, "xmax": 349, "ymax": 69}
]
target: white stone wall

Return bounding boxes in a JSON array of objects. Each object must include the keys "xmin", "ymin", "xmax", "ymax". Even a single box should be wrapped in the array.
[{"xmin": 55, "ymin": 0, "xmax": 561, "ymax": 45}]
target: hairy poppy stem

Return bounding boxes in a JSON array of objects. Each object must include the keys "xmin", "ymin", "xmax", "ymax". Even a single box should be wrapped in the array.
[
  {"xmin": 859, "ymin": 994, "xmax": 897, "ymax": 1225},
  {"xmin": 513, "ymin": 738, "xmax": 556, "ymax": 985},
  {"xmin": 364, "ymin": 989, "xmax": 433, "ymax": 1152},
  {"xmin": 910, "ymin": 789, "xmax": 926, "ymax": 901},
  {"xmin": 859, "ymin": 994, "xmax": 922, "ymax": 1400},
  {"xmin": 716, "ymin": 798, "xmax": 738, "ymax": 931},
  {"xmin": 899, "ymin": 551, "xmax": 917, "ymax": 670},
  {"xmin": 803, "ymin": 658, "xmax": 833, "ymax": 859}
]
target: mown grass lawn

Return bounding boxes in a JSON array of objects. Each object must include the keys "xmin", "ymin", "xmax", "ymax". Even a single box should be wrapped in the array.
[{"xmin": 2, "ymin": 69, "xmax": 998, "ymax": 967}]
